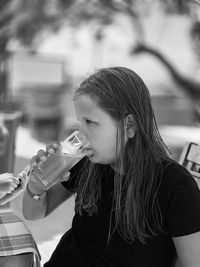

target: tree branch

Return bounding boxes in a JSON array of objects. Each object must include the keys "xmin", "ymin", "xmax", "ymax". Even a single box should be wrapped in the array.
[{"xmin": 132, "ymin": 43, "xmax": 200, "ymax": 100}]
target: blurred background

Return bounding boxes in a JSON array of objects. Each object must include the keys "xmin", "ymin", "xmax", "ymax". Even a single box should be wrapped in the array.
[{"xmin": 1, "ymin": 0, "xmax": 200, "ymax": 264}]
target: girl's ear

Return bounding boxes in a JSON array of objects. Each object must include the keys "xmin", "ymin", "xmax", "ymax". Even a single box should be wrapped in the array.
[{"xmin": 125, "ymin": 114, "xmax": 136, "ymax": 139}]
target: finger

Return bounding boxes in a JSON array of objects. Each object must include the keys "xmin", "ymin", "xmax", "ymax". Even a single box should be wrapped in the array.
[
  {"xmin": 20, "ymin": 176, "xmax": 29, "ymax": 190},
  {"xmin": 18, "ymin": 171, "xmax": 28, "ymax": 179},
  {"xmin": 11, "ymin": 179, "xmax": 20, "ymax": 188},
  {"xmin": 11, "ymin": 183, "xmax": 16, "ymax": 190},
  {"xmin": 60, "ymin": 172, "xmax": 70, "ymax": 182},
  {"xmin": 12, "ymin": 183, "xmax": 18, "ymax": 189},
  {"xmin": 37, "ymin": 150, "xmax": 47, "ymax": 162},
  {"xmin": 52, "ymin": 142, "xmax": 60, "ymax": 149},
  {"xmin": 46, "ymin": 144, "xmax": 56, "ymax": 154},
  {"xmin": 30, "ymin": 155, "xmax": 39, "ymax": 167},
  {"xmin": 10, "ymin": 176, "xmax": 20, "ymax": 183},
  {"xmin": 18, "ymin": 172, "xmax": 28, "ymax": 188},
  {"xmin": 46, "ymin": 143, "xmax": 60, "ymax": 154},
  {"xmin": 7, "ymin": 184, "xmax": 15, "ymax": 193},
  {"xmin": 18, "ymin": 172, "xmax": 28, "ymax": 182}
]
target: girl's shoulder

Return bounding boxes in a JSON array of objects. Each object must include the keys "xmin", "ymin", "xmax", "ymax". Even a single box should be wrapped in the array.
[
  {"xmin": 159, "ymin": 160, "xmax": 199, "ymax": 192},
  {"xmin": 159, "ymin": 161, "xmax": 200, "ymax": 237}
]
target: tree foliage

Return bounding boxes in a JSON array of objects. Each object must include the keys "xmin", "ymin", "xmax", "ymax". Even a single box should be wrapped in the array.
[
  {"xmin": 0, "ymin": 0, "xmax": 199, "ymax": 50},
  {"xmin": 0, "ymin": 0, "xmax": 200, "ymax": 110}
]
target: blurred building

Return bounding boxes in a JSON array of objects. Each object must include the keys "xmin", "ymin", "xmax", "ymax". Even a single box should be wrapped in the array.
[{"xmin": 6, "ymin": 51, "xmax": 71, "ymax": 142}]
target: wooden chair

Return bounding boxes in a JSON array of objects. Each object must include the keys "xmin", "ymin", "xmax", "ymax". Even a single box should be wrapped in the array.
[{"xmin": 179, "ymin": 142, "xmax": 200, "ymax": 189}]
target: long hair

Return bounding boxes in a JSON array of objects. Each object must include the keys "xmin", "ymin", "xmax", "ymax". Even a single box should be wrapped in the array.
[{"xmin": 73, "ymin": 67, "xmax": 174, "ymax": 244}]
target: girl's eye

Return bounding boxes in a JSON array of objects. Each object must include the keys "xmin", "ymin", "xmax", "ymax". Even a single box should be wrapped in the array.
[{"xmin": 86, "ymin": 119, "xmax": 93, "ymax": 125}]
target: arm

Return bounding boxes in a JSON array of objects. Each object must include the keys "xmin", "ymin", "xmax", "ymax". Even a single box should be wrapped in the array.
[
  {"xmin": 22, "ymin": 142, "xmax": 74, "ymax": 220},
  {"xmin": 173, "ymin": 232, "xmax": 200, "ymax": 267},
  {"xmin": 22, "ymin": 180, "xmax": 74, "ymax": 220}
]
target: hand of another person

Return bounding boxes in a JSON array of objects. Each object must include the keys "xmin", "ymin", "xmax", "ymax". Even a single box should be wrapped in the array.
[
  {"xmin": 0, "ymin": 173, "xmax": 19, "ymax": 194},
  {"xmin": 0, "ymin": 171, "xmax": 29, "ymax": 205}
]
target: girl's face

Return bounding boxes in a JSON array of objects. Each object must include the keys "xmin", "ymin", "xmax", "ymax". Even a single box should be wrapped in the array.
[{"xmin": 74, "ymin": 95, "xmax": 119, "ymax": 165}]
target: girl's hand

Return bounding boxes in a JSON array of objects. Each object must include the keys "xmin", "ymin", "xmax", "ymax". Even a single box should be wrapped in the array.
[
  {"xmin": 0, "ymin": 171, "xmax": 29, "ymax": 205},
  {"xmin": 29, "ymin": 143, "xmax": 61, "ymax": 186},
  {"xmin": 30, "ymin": 143, "xmax": 61, "ymax": 169},
  {"xmin": 0, "ymin": 173, "xmax": 19, "ymax": 194}
]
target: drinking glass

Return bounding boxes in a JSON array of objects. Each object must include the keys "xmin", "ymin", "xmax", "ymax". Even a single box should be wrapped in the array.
[{"xmin": 28, "ymin": 130, "xmax": 89, "ymax": 190}]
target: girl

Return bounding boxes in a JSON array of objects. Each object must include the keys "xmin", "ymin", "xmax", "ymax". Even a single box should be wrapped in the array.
[{"xmin": 23, "ymin": 67, "xmax": 200, "ymax": 267}]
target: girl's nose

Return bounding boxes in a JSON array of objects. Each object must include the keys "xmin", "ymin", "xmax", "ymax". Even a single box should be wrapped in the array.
[
  {"xmin": 78, "ymin": 124, "xmax": 87, "ymax": 137},
  {"xmin": 76, "ymin": 130, "xmax": 89, "ymax": 149},
  {"xmin": 77, "ymin": 125, "xmax": 89, "ymax": 145},
  {"xmin": 77, "ymin": 131, "xmax": 87, "ymax": 142}
]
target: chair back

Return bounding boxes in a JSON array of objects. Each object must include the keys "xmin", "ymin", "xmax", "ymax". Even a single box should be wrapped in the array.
[{"xmin": 179, "ymin": 142, "xmax": 200, "ymax": 189}]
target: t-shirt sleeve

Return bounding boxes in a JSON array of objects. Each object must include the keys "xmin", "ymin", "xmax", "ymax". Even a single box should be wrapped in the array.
[
  {"xmin": 161, "ymin": 163, "xmax": 200, "ymax": 237},
  {"xmin": 61, "ymin": 156, "xmax": 87, "ymax": 192}
]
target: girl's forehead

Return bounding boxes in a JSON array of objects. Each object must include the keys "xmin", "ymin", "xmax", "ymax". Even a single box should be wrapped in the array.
[
  {"xmin": 74, "ymin": 95, "xmax": 97, "ymax": 109},
  {"xmin": 74, "ymin": 94, "xmax": 115, "ymax": 123},
  {"xmin": 74, "ymin": 95, "xmax": 102, "ymax": 116}
]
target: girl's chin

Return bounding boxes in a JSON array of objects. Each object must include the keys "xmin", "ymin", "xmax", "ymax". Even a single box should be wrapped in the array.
[
  {"xmin": 88, "ymin": 155, "xmax": 114, "ymax": 165},
  {"xmin": 85, "ymin": 151, "xmax": 95, "ymax": 160},
  {"xmin": 87, "ymin": 153, "xmax": 101, "ymax": 163},
  {"xmin": 87, "ymin": 154, "xmax": 97, "ymax": 162}
]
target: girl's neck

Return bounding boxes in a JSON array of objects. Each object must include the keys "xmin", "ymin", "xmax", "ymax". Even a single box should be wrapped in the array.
[{"xmin": 110, "ymin": 163, "xmax": 124, "ymax": 175}]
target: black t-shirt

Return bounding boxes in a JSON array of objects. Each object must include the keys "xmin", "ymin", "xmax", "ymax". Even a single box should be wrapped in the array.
[{"xmin": 44, "ymin": 158, "xmax": 200, "ymax": 267}]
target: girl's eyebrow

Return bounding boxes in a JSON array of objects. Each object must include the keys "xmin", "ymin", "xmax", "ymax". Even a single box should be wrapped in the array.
[
  {"xmin": 77, "ymin": 115, "xmax": 95, "ymax": 120},
  {"xmin": 82, "ymin": 116, "xmax": 94, "ymax": 121},
  {"xmin": 82, "ymin": 116, "xmax": 99, "ymax": 122},
  {"xmin": 81, "ymin": 114, "xmax": 96, "ymax": 119}
]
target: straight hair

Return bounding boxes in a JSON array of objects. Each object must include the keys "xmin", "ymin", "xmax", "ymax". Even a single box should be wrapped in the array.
[{"xmin": 73, "ymin": 67, "xmax": 175, "ymax": 244}]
